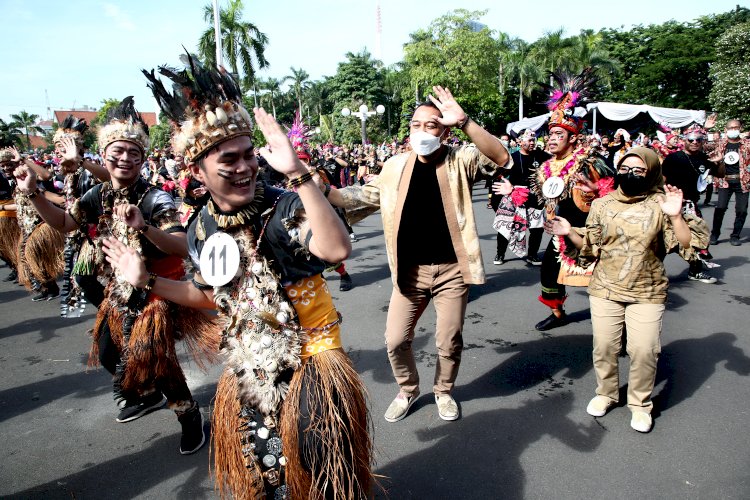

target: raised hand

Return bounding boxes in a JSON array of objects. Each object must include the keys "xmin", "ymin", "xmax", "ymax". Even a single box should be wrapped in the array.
[
  {"xmin": 571, "ymin": 172, "xmax": 598, "ymax": 193},
  {"xmin": 9, "ymin": 146, "xmax": 22, "ymax": 163},
  {"xmin": 544, "ymin": 216, "xmax": 571, "ymax": 236},
  {"xmin": 657, "ymin": 184, "xmax": 684, "ymax": 217},
  {"xmin": 13, "ymin": 164, "xmax": 38, "ymax": 193},
  {"xmin": 60, "ymin": 136, "xmax": 81, "ymax": 168},
  {"xmin": 427, "ymin": 86, "xmax": 468, "ymax": 128},
  {"xmin": 492, "ymin": 178, "xmax": 513, "ymax": 196},
  {"xmin": 704, "ymin": 113, "xmax": 717, "ymax": 130},
  {"xmin": 113, "ymin": 203, "xmax": 146, "ymax": 230},
  {"xmin": 102, "ymin": 237, "xmax": 148, "ymax": 288},
  {"xmin": 253, "ymin": 107, "xmax": 306, "ymax": 177}
]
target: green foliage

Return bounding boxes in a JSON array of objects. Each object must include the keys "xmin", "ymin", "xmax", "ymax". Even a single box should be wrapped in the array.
[
  {"xmin": 10, "ymin": 110, "xmax": 44, "ymax": 150},
  {"xmin": 709, "ymin": 22, "xmax": 750, "ymax": 126},
  {"xmin": 149, "ymin": 123, "xmax": 171, "ymax": 150},
  {"xmin": 600, "ymin": 7, "xmax": 750, "ymax": 109},
  {"xmin": 197, "ymin": 0, "xmax": 269, "ymax": 92},
  {"xmin": 0, "ymin": 118, "xmax": 23, "ymax": 148},
  {"xmin": 402, "ymin": 10, "xmax": 503, "ymax": 132}
]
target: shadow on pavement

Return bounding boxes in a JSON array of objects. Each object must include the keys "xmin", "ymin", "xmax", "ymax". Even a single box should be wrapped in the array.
[
  {"xmin": 375, "ymin": 392, "xmax": 604, "ymax": 499},
  {"xmin": 0, "ymin": 313, "xmax": 96, "ymax": 343},
  {"xmin": 7, "ymin": 431, "xmax": 214, "ymax": 499},
  {"xmin": 456, "ymin": 334, "xmax": 593, "ymax": 402},
  {"xmin": 0, "ymin": 369, "xmax": 111, "ymax": 424},
  {"xmin": 653, "ymin": 331, "xmax": 750, "ymax": 416}
]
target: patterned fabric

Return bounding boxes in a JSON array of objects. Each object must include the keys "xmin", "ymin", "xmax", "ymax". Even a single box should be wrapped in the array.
[
  {"xmin": 492, "ymin": 190, "xmax": 543, "ymax": 258},
  {"xmin": 338, "ymin": 144, "xmax": 508, "ymax": 288},
  {"xmin": 286, "ymin": 274, "xmax": 342, "ymax": 360},
  {"xmin": 573, "ymin": 193, "xmax": 709, "ymax": 304},
  {"xmin": 707, "ymin": 138, "xmax": 750, "ymax": 192}
]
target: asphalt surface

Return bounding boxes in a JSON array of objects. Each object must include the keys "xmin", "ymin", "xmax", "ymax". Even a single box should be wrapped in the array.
[{"xmin": 1, "ymin": 185, "xmax": 749, "ymax": 499}]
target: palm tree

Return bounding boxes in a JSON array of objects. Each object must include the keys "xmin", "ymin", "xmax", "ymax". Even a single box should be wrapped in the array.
[
  {"xmin": 283, "ymin": 67, "xmax": 310, "ymax": 114},
  {"xmin": 304, "ymin": 81, "xmax": 327, "ymax": 125},
  {"xmin": 567, "ymin": 30, "xmax": 621, "ymax": 89},
  {"xmin": 0, "ymin": 118, "xmax": 23, "ymax": 148},
  {"xmin": 10, "ymin": 111, "xmax": 44, "ymax": 150},
  {"xmin": 198, "ymin": 0, "xmax": 269, "ymax": 91},
  {"xmin": 530, "ymin": 28, "xmax": 576, "ymax": 85},
  {"xmin": 499, "ymin": 40, "xmax": 543, "ymax": 120},
  {"xmin": 259, "ymin": 77, "xmax": 282, "ymax": 118}
]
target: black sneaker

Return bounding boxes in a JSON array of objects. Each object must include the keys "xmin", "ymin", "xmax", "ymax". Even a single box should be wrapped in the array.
[
  {"xmin": 493, "ymin": 254, "xmax": 505, "ymax": 265},
  {"xmin": 730, "ymin": 236, "xmax": 741, "ymax": 246},
  {"xmin": 3, "ymin": 270, "xmax": 17, "ymax": 282},
  {"xmin": 31, "ymin": 290, "xmax": 49, "ymax": 302},
  {"xmin": 339, "ymin": 273, "xmax": 353, "ymax": 292},
  {"xmin": 178, "ymin": 403, "xmax": 206, "ymax": 455},
  {"xmin": 709, "ymin": 234, "xmax": 719, "ymax": 245},
  {"xmin": 535, "ymin": 312, "xmax": 569, "ymax": 331},
  {"xmin": 116, "ymin": 392, "xmax": 166, "ymax": 423},
  {"xmin": 45, "ymin": 282, "xmax": 60, "ymax": 299},
  {"xmin": 525, "ymin": 256, "xmax": 542, "ymax": 266},
  {"xmin": 688, "ymin": 270, "xmax": 717, "ymax": 284}
]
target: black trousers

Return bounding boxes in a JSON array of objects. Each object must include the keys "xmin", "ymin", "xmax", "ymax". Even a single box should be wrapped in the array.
[{"xmin": 712, "ymin": 182, "xmax": 749, "ymax": 238}]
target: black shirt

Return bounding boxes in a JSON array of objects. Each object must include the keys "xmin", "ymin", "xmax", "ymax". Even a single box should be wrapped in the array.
[
  {"xmin": 188, "ymin": 184, "xmax": 327, "ymax": 285},
  {"xmin": 725, "ymin": 142, "xmax": 741, "ymax": 176},
  {"xmin": 661, "ymin": 151, "xmax": 717, "ymax": 203},
  {"xmin": 397, "ymin": 156, "xmax": 457, "ymax": 267},
  {"xmin": 490, "ymin": 149, "xmax": 550, "ymax": 210},
  {"xmin": 0, "ymin": 172, "xmax": 13, "ymax": 200}
]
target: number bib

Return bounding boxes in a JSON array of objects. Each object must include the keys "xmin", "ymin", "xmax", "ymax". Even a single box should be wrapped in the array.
[
  {"xmin": 724, "ymin": 151, "xmax": 740, "ymax": 165},
  {"xmin": 542, "ymin": 177, "xmax": 565, "ymax": 199},
  {"xmin": 199, "ymin": 232, "xmax": 241, "ymax": 287}
]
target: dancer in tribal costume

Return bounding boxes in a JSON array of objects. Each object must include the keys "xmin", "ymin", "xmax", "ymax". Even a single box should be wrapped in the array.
[
  {"xmin": 14, "ymin": 97, "xmax": 217, "ymax": 455},
  {"xmin": 48, "ymin": 115, "xmax": 111, "ymax": 316},
  {"xmin": 531, "ymin": 68, "xmax": 615, "ymax": 331},
  {"xmin": 5, "ymin": 147, "xmax": 65, "ymax": 300},
  {"xmin": 0, "ymin": 152, "xmax": 21, "ymax": 282},
  {"xmin": 101, "ymin": 54, "xmax": 374, "ymax": 499}
]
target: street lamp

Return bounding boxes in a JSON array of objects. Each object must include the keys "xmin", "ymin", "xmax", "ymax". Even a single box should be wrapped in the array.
[{"xmin": 341, "ymin": 104, "xmax": 385, "ymax": 144}]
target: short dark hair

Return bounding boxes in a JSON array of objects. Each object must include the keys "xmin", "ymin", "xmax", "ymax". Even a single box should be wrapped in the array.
[{"xmin": 412, "ymin": 101, "xmax": 441, "ymax": 118}]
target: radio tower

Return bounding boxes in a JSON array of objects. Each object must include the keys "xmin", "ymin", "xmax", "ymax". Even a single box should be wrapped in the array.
[{"xmin": 374, "ymin": 1, "xmax": 382, "ymax": 63}]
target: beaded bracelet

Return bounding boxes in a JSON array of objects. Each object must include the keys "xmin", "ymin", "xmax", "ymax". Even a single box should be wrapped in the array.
[
  {"xmin": 143, "ymin": 272, "xmax": 158, "ymax": 292},
  {"xmin": 286, "ymin": 171, "xmax": 314, "ymax": 191}
]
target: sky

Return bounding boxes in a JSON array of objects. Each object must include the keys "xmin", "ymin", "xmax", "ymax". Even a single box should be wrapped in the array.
[{"xmin": 0, "ymin": 0, "xmax": 745, "ymax": 122}]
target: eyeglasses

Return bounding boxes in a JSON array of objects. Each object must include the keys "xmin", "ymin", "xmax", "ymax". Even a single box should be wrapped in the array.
[{"xmin": 617, "ymin": 165, "xmax": 647, "ymax": 176}]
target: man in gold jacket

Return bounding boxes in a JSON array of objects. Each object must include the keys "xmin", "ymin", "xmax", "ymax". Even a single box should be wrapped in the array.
[{"xmin": 327, "ymin": 86, "xmax": 510, "ymax": 422}]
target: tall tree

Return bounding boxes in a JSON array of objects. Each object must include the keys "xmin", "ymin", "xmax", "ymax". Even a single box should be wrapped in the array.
[
  {"xmin": 0, "ymin": 118, "xmax": 23, "ymax": 148},
  {"xmin": 283, "ymin": 67, "xmax": 310, "ymax": 114},
  {"xmin": 709, "ymin": 22, "xmax": 750, "ymax": 125},
  {"xmin": 402, "ymin": 10, "xmax": 503, "ymax": 133},
  {"xmin": 529, "ymin": 28, "xmax": 576, "ymax": 85},
  {"xmin": 198, "ymin": 0, "xmax": 269, "ymax": 91},
  {"xmin": 10, "ymin": 111, "xmax": 44, "ymax": 150},
  {"xmin": 259, "ymin": 77, "xmax": 282, "ymax": 118},
  {"xmin": 499, "ymin": 38, "xmax": 542, "ymax": 120}
]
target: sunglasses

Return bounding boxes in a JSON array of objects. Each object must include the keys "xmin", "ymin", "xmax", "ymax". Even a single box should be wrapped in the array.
[{"xmin": 685, "ymin": 136, "xmax": 705, "ymax": 143}]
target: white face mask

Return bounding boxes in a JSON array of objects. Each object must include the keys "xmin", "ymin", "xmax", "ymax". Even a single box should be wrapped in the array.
[
  {"xmin": 727, "ymin": 130, "xmax": 740, "ymax": 139},
  {"xmin": 409, "ymin": 130, "xmax": 442, "ymax": 156}
]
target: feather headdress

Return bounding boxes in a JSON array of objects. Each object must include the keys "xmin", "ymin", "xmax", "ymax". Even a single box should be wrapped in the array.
[
  {"xmin": 53, "ymin": 115, "xmax": 89, "ymax": 146},
  {"xmin": 286, "ymin": 109, "xmax": 311, "ymax": 160},
  {"xmin": 143, "ymin": 51, "xmax": 253, "ymax": 161},
  {"xmin": 542, "ymin": 67, "xmax": 598, "ymax": 135},
  {"xmin": 97, "ymin": 97, "xmax": 150, "ymax": 153}
]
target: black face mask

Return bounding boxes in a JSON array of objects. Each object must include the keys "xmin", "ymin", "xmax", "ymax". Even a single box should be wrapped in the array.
[{"xmin": 616, "ymin": 172, "xmax": 651, "ymax": 196}]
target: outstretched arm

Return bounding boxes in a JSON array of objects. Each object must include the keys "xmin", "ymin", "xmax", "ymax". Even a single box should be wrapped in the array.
[
  {"xmin": 13, "ymin": 164, "xmax": 79, "ymax": 233},
  {"xmin": 428, "ymin": 86, "xmax": 509, "ymax": 168},
  {"xmin": 102, "ymin": 237, "xmax": 215, "ymax": 309},
  {"xmin": 254, "ymin": 107, "xmax": 351, "ymax": 264}
]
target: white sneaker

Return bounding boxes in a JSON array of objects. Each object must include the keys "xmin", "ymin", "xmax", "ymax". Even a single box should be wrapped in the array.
[
  {"xmin": 630, "ymin": 411, "xmax": 653, "ymax": 433},
  {"xmin": 435, "ymin": 394, "xmax": 459, "ymax": 421},
  {"xmin": 384, "ymin": 391, "xmax": 419, "ymax": 422},
  {"xmin": 586, "ymin": 396, "xmax": 614, "ymax": 417}
]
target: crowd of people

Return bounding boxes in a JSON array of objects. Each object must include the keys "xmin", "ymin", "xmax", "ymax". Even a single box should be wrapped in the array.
[{"xmin": 0, "ymin": 61, "xmax": 748, "ymax": 498}]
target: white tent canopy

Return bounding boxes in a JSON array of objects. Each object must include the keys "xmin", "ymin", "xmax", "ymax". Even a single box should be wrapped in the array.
[{"xmin": 506, "ymin": 101, "xmax": 707, "ymax": 135}]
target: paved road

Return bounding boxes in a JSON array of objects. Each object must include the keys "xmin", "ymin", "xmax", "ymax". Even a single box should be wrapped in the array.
[{"xmin": 1, "ymin": 185, "xmax": 749, "ymax": 499}]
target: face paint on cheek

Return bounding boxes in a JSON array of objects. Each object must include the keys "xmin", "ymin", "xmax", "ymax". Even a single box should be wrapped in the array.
[
  {"xmin": 217, "ymin": 170, "xmax": 233, "ymax": 180},
  {"xmin": 106, "ymin": 155, "xmax": 118, "ymax": 164}
]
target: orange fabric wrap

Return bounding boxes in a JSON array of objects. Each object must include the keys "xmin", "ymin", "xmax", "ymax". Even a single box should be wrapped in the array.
[{"xmin": 284, "ymin": 274, "xmax": 342, "ymax": 360}]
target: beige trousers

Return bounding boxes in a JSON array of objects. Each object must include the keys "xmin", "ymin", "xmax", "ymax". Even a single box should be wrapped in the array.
[
  {"xmin": 589, "ymin": 295, "xmax": 665, "ymax": 413},
  {"xmin": 385, "ymin": 262, "xmax": 468, "ymax": 396}
]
